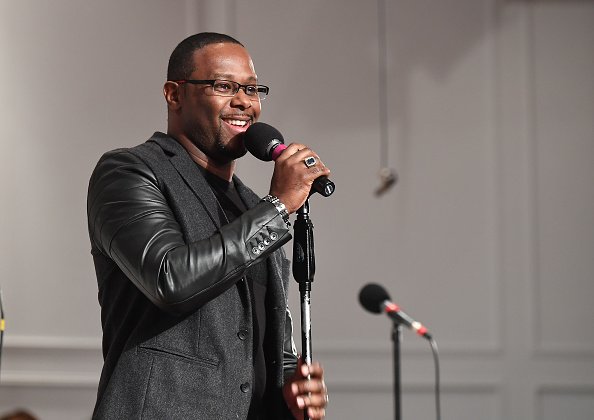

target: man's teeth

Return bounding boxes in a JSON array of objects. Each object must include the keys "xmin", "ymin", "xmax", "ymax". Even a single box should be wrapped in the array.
[{"xmin": 226, "ymin": 119, "xmax": 248, "ymax": 127}]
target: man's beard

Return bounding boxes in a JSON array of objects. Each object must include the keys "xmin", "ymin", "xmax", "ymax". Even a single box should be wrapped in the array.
[
  {"xmin": 214, "ymin": 131, "xmax": 248, "ymax": 162},
  {"xmin": 190, "ymin": 122, "xmax": 247, "ymax": 164}
]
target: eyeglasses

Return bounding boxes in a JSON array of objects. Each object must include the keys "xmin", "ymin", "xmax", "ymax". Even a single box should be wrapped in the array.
[{"xmin": 173, "ymin": 79, "xmax": 269, "ymax": 100}]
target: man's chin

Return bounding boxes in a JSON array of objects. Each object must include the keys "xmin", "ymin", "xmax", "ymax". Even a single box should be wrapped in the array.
[
  {"xmin": 230, "ymin": 146, "xmax": 248, "ymax": 161},
  {"xmin": 215, "ymin": 142, "xmax": 247, "ymax": 164},
  {"xmin": 228, "ymin": 134, "xmax": 249, "ymax": 159}
]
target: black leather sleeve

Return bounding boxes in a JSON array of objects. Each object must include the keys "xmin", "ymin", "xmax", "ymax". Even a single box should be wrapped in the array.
[{"xmin": 87, "ymin": 150, "xmax": 291, "ymax": 315}]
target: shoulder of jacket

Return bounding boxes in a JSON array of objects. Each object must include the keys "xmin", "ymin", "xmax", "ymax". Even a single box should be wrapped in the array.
[
  {"xmin": 90, "ymin": 146, "xmax": 159, "ymax": 191},
  {"xmin": 93, "ymin": 148, "xmax": 147, "ymax": 173},
  {"xmin": 95, "ymin": 132, "xmax": 170, "ymax": 166}
]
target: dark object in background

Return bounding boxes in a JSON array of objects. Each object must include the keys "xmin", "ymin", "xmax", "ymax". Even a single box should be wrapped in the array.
[{"xmin": 0, "ymin": 410, "xmax": 38, "ymax": 420}]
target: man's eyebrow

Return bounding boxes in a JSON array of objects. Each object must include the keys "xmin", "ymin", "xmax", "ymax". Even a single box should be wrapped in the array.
[{"xmin": 213, "ymin": 73, "xmax": 258, "ymax": 83}]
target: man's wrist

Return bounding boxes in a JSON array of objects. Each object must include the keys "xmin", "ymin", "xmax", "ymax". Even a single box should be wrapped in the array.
[{"xmin": 261, "ymin": 194, "xmax": 291, "ymax": 227}]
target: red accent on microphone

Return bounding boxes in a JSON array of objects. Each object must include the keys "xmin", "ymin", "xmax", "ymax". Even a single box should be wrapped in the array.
[
  {"xmin": 271, "ymin": 144, "xmax": 287, "ymax": 161},
  {"xmin": 385, "ymin": 301, "xmax": 431, "ymax": 338},
  {"xmin": 384, "ymin": 302, "xmax": 401, "ymax": 313},
  {"xmin": 416, "ymin": 325, "xmax": 428, "ymax": 337}
]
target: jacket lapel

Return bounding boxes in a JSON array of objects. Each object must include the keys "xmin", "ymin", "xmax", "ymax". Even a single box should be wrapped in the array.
[{"xmin": 148, "ymin": 132, "xmax": 224, "ymax": 229}]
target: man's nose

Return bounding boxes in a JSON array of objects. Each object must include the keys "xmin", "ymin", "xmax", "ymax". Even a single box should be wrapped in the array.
[{"xmin": 230, "ymin": 88, "xmax": 253, "ymax": 109}]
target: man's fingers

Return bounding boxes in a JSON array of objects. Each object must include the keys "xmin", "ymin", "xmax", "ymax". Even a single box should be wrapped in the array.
[
  {"xmin": 299, "ymin": 392, "xmax": 328, "ymax": 407},
  {"xmin": 301, "ymin": 361, "xmax": 324, "ymax": 378},
  {"xmin": 291, "ymin": 378, "xmax": 326, "ymax": 395},
  {"xmin": 274, "ymin": 143, "xmax": 307, "ymax": 162},
  {"xmin": 285, "ymin": 360, "xmax": 328, "ymax": 419},
  {"xmin": 277, "ymin": 143, "xmax": 326, "ymax": 170},
  {"xmin": 308, "ymin": 407, "xmax": 326, "ymax": 419}
]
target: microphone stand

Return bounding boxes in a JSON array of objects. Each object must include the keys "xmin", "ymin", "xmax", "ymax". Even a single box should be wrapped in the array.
[
  {"xmin": 392, "ymin": 322, "xmax": 403, "ymax": 420},
  {"xmin": 292, "ymin": 199, "xmax": 315, "ymax": 420}
]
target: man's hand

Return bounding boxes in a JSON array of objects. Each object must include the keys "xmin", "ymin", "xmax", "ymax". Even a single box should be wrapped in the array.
[
  {"xmin": 283, "ymin": 358, "xmax": 328, "ymax": 419},
  {"xmin": 269, "ymin": 143, "xmax": 331, "ymax": 214}
]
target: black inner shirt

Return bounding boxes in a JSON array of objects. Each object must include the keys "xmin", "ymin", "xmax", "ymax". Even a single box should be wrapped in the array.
[{"xmin": 199, "ymin": 167, "xmax": 268, "ymax": 417}]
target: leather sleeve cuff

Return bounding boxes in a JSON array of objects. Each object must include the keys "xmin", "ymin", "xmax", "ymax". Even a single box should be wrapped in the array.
[{"xmin": 244, "ymin": 201, "xmax": 291, "ymax": 260}]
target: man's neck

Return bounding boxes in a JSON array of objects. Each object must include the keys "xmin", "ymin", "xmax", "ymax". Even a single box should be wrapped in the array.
[{"xmin": 172, "ymin": 134, "xmax": 236, "ymax": 182}]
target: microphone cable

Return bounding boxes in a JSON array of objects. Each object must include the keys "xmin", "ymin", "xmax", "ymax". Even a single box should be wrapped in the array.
[
  {"xmin": 0, "ymin": 287, "xmax": 5, "ymax": 380},
  {"xmin": 428, "ymin": 336, "xmax": 441, "ymax": 420}
]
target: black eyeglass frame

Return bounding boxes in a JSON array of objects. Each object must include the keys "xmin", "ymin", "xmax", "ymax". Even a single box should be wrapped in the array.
[{"xmin": 173, "ymin": 79, "xmax": 269, "ymax": 100}]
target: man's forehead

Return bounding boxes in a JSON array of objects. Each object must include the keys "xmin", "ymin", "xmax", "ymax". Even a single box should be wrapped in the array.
[
  {"xmin": 191, "ymin": 43, "xmax": 257, "ymax": 78},
  {"xmin": 211, "ymin": 71, "xmax": 258, "ymax": 82}
]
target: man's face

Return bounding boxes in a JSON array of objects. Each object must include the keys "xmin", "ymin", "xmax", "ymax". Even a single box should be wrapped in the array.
[{"xmin": 177, "ymin": 43, "xmax": 261, "ymax": 164}]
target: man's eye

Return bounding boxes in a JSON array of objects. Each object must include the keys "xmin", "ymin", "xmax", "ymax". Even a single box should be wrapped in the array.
[
  {"xmin": 245, "ymin": 86, "xmax": 258, "ymax": 95},
  {"xmin": 214, "ymin": 82, "xmax": 233, "ymax": 92}
]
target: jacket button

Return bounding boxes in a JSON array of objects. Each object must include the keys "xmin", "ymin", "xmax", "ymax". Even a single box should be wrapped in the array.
[
  {"xmin": 240, "ymin": 382, "xmax": 250, "ymax": 393},
  {"xmin": 252, "ymin": 247, "xmax": 260, "ymax": 255},
  {"xmin": 270, "ymin": 232, "xmax": 278, "ymax": 241},
  {"xmin": 263, "ymin": 237, "xmax": 271, "ymax": 245},
  {"xmin": 258, "ymin": 242, "xmax": 266, "ymax": 250},
  {"xmin": 237, "ymin": 329, "xmax": 248, "ymax": 340}
]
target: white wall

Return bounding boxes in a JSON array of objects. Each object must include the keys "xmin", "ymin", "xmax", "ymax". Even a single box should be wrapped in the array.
[{"xmin": 1, "ymin": 1, "xmax": 593, "ymax": 419}]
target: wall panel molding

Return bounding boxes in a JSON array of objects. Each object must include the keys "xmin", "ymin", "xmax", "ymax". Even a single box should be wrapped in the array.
[
  {"xmin": 1, "ymin": 335, "xmax": 102, "ymax": 391},
  {"xmin": 3, "ymin": 335, "xmax": 501, "ymax": 357},
  {"xmin": 328, "ymin": 380, "xmax": 500, "ymax": 393},
  {"xmin": 313, "ymin": 339, "xmax": 502, "ymax": 357},
  {"xmin": 4, "ymin": 335, "xmax": 101, "ymax": 350},
  {"xmin": 535, "ymin": 385, "xmax": 594, "ymax": 420},
  {"xmin": 0, "ymin": 372, "xmax": 99, "ymax": 388},
  {"xmin": 525, "ymin": 0, "xmax": 594, "ymax": 357}
]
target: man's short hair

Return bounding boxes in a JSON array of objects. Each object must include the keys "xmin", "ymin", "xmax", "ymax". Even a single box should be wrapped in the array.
[{"xmin": 167, "ymin": 32, "xmax": 244, "ymax": 81}]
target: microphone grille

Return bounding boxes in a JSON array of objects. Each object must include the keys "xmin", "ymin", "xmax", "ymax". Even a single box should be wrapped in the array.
[
  {"xmin": 244, "ymin": 122, "xmax": 285, "ymax": 161},
  {"xmin": 359, "ymin": 283, "xmax": 391, "ymax": 314}
]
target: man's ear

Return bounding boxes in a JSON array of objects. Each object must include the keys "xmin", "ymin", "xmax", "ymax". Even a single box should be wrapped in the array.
[{"xmin": 164, "ymin": 81, "xmax": 182, "ymax": 110}]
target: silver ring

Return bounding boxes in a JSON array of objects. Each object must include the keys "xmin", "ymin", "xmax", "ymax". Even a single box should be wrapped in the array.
[{"xmin": 304, "ymin": 156, "xmax": 317, "ymax": 168}]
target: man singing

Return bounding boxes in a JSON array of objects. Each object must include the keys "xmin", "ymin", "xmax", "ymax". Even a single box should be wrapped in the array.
[{"xmin": 87, "ymin": 32, "xmax": 329, "ymax": 419}]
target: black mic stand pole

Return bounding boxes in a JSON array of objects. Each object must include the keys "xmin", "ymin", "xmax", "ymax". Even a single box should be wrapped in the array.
[
  {"xmin": 392, "ymin": 321, "xmax": 403, "ymax": 420},
  {"xmin": 292, "ymin": 199, "xmax": 315, "ymax": 420}
]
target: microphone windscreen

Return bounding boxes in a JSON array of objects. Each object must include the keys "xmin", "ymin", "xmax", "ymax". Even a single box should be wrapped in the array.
[
  {"xmin": 359, "ymin": 283, "xmax": 391, "ymax": 314},
  {"xmin": 244, "ymin": 122, "xmax": 285, "ymax": 161}
]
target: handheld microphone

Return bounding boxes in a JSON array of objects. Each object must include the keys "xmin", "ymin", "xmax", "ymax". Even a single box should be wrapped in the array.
[
  {"xmin": 244, "ymin": 122, "xmax": 335, "ymax": 197},
  {"xmin": 359, "ymin": 283, "xmax": 432, "ymax": 340}
]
